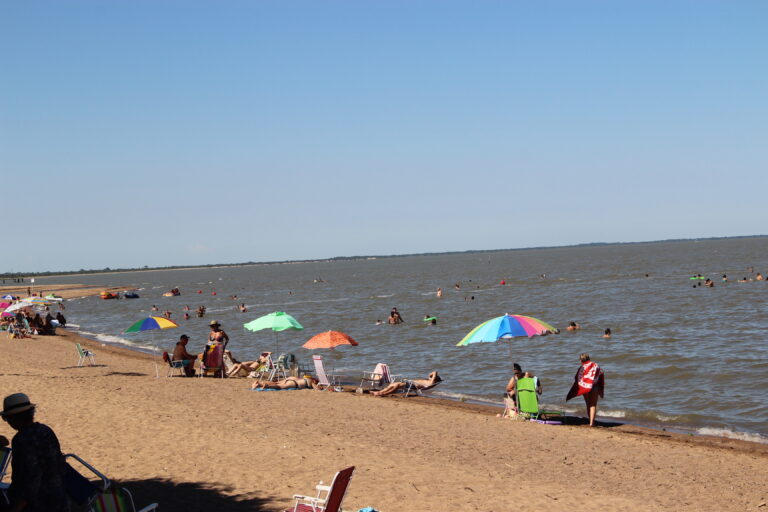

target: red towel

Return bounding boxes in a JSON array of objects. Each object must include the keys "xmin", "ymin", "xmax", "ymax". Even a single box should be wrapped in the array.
[{"xmin": 566, "ymin": 361, "xmax": 604, "ymax": 401}]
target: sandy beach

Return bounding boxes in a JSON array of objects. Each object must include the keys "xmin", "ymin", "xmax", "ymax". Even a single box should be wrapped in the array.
[{"xmin": 0, "ymin": 329, "xmax": 765, "ymax": 511}]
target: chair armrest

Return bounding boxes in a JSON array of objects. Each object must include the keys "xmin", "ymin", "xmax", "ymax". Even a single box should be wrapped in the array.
[
  {"xmin": 315, "ymin": 484, "xmax": 331, "ymax": 492},
  {"xmin": 292, "ymin": 495, "xmax": 326, "ymax": 505},
  {"xmin": 136, "ymin": 504, "xmax": 159, "ymax": 512}
]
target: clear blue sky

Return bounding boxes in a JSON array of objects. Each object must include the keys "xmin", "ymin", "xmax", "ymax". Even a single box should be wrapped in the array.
[{"xmin": 2, "ymin": 1, "xmax": 766, "ymax": 272}]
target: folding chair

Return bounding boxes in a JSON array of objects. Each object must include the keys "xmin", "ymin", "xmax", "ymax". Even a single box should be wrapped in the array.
[
  {"xmin": 0, "ymin": 447, "xmax": 10, "ymax": 505},
  {"xmin": 401, "ymin": 371, "xmax": 442, "ymax": 397},
  {"xmin": 515, "ymin": 377, "xmax": 540, "ymax": 420},
  {"xmin": 64, "ymin": 453, "xmax": 158, "ymax": 512},
  {"xmin": 359, "ymin": 363, "xmax": 392, "ymax": 391},
  {"xmin": 312, "ymin": 355, "xmax": 339, "ymax": 391},
  {"xmin": 162, "ymin": 351, "xmax": 186, "ymax": 377},
  {"xmin": 269, "ymin": 354, "xmax": 289, "ymax": 381},
  {"xmin": 285, "ymin": 466, "xmax": 355, "ymax": 512},
  {"xmin": 76, "ymin": 343, "xmax": 97, "ymax": 367}
]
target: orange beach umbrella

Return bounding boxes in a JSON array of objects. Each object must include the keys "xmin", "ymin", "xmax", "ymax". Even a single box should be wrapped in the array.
[{"xmin": 303, "ymin": 330, "xmax": 359, "ymax": 350}]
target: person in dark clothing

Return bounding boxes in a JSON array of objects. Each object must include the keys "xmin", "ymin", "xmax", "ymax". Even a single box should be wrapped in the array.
[
  {"xmin": 55, "ymin": 312, "xmax": 66, "ymax": 328},
  {"xmin": 0, "ymin": 393, "xmax": 70, "ymax": 512}
]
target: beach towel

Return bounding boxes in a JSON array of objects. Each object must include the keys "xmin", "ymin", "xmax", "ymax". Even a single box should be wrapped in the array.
[{"xmin": 566, "ymin": 361, "xmax": 604, "ymax": 401}]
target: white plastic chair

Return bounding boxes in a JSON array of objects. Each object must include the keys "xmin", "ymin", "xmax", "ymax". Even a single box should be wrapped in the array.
[{"xmin": 76, "ymin": 343, "xmax": 96, "ymax": 367}]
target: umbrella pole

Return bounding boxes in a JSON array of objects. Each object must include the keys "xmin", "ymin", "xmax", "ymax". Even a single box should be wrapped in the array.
[{"xmin": 153, "ymin": 331, "xmax": 160, "ymax": 379}]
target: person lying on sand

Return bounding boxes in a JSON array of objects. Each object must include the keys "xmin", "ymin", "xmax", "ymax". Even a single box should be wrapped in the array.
[
  {"xmin": 371, "ymin": 371, "xmax": 442, "ymax": 397},
  {"xmin": 251, "ymin": 376, "xmax": 319, "ymax": 390}
]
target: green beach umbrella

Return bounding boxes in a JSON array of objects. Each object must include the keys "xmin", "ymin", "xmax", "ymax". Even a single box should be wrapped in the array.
[{"xmin": 244, "ymin": 311, "xmax": 304, "ymax": 353}]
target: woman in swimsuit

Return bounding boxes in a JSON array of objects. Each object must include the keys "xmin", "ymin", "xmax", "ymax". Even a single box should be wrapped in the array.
[
  {"xmin": 251, "ymin": 376, "xmax": 319, "ymax": 390},
  {"xmin": 208, "ymin": 320, "xmax": 229, "ymax": 348}
]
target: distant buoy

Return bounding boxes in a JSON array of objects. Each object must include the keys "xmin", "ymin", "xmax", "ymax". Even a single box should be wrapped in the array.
[
  {"xmin": 500, "ymin": 280, "xmax": 506, "ymax": 285},
  {"xmin": 212, "ymin": 292, "xmax": 217, "ymax": 296}
]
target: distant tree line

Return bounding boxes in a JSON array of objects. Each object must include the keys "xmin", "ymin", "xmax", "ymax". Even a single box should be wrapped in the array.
[{"xmin": 2, "ymin": 234, "xmax": 765, "ymax": 278}]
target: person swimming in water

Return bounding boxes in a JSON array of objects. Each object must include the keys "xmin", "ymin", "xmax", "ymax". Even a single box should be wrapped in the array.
[
  {"xmin": 567, "ymin": 321, "xmax": 580, "ymax": 331},
  {"xmin": 603, "ymin": 328, "xmax": 612, "ymax": 338}
]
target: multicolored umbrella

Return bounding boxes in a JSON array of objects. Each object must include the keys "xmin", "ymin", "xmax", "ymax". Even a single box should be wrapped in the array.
[
  {"xmin": 457, "ymin": 314, "xmax": 556, "ymax": 346},
  {"xmin": 244, "ymin": 311, "xmax": 303, "ymax": 352},
  {"xmin": 1, "ymin": 295, "xmax": 16, "ymax": 300},
  {"xmin": 124, "ymin": 316, "xmax": 179, "ymax": 333},
  {"xmin": 125, "ymin": 316, "xmax": 179, "ymax": 378},
  {"xmin": 457, "ymin": 313, "xmax": 557, "ymax": 368},
  {"xmin": 21, "ymin": 297, "xmax": 51, "ymax": 306},
  {"xmin": 303, "ymin": 330, "xmax": 359, "ymax": 350}
]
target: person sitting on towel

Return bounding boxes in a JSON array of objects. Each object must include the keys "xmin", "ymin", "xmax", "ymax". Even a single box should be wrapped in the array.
[{"xmin": 371, "ymin": 371, "xmax": 442, "ymax": 397}]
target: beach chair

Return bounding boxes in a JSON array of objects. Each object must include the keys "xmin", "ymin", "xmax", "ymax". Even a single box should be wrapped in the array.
[
  {"xmin": 312, "ymin": 355, "xmax": 339, "ymax": 391},
  {"xmin": 76, "ymin": 343, "xmax": 97, "ymax": 367},
  {"xmin": 162, "ymin": 351, "xmax": 186, "ymax": 377},
  {"xmin": 401, "ymin": 372, "xmax": 442, "ymax": 397},
  {"xmin": 64, "ymin": 453, "xmax": 158, "ymax": 512},
  {"xmin": 358, "ymin": 363, "xmax": 393, "ymax": 392},
  {"xmin": 285, "ymin": 466, "xmax": 355, "ymax": 512},
  {"xmin": 269, "ymin": 354, "xmax": 289, "ymax": 381},
  {"xmin": 0, "ymin": 447, "xmax": 10, "ymax": 505},
  {"xmin": 199, "ymin": 344, "xmax": 224, "ymax": 378},
  {"xmin": 515, "ymin": 377, "xmax": 540, "ymax": 419},
  {"xmin": 514, "ymin": 377, "xmax": 564, "ymax": 421}
]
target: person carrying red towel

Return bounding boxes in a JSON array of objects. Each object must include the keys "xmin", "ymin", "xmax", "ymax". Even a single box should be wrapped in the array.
[{"xmin": 566, "ymin": 353, "xmax": 605, "ymax": 427}]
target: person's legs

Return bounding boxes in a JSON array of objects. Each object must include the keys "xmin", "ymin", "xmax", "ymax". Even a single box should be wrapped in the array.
[
  {"xmin": 371, "ymin": 381, "xmax": 405, "ymax": 396},
  {"xmin": 584, "ymin": 390, "xmax": 599, "ymax": 426}
]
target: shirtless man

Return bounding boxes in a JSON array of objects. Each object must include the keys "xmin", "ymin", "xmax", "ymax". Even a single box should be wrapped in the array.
[
  {"xmin": 371, "ymin": 371, "xmax": 442, "ymax": 397},
  {"xmin": 566, "ymin": 321, "xmax": 581, "ymax": 331},
  {"xmin": 251, "ymin": 376, "xmax": 319, "ymax": 390},
  {"xmin": 172, "ymin": 334, "xmax": 198, "ymax": 377}
]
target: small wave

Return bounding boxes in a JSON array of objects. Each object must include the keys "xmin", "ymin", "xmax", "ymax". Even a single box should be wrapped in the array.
[
  {"xmin": 697, "ymin": 427, "xmax": 768, "ymax": 444},
  {"xmin": 74, "ymin": 329, "xmax": 159, "ymax": 354},
  {"xmin": 375, "ymin": 294, "xmax": 394, "ymax": 298},
  {"xmin": 596, "ymin": 409, "xmax": 626, "ymax": 419}
]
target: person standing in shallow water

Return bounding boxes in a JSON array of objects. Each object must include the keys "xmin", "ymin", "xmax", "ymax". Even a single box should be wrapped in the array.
[{"xmin": 0, "ymin": 393, "xmax": 70, "ymax": 512}]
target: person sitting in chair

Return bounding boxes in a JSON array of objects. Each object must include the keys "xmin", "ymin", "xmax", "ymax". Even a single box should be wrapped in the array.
[
  {"xmin": 172, "ymin": 334, "xmax": 198, "ymax": 377},
  {"xmin": 371, "ymin": 371, "xmax": 442, "ymax": 397},
  {"xmin": 251, "ymin": 376, "xmax": 319, "ymax": 390},
  {"xmin": 505, "ymin": 363, "xmax": 542, "ymax": 403},
  {"xmin": 226, "ymin": 352, "xmax": 271, "ymax": 377}
]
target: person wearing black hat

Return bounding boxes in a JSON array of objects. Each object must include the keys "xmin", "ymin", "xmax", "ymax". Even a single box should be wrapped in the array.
[
  {"xmin": 172, "ymin": 335, "xmax": 198, "ymax": 377},
  {"xmin": 0, "ymin": 393, "xmax": 70, "ymax": 512}
]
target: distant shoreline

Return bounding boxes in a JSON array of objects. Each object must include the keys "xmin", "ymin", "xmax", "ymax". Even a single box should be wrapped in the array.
[{"xmin": 5, "ymin": 234, "xmax": 767, "ymax": 278}]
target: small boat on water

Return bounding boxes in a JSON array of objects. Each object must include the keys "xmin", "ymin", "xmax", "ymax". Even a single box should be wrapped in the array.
[
  {"xmin": 100, "ymin": 291, "xmax": 119, "ymax": 300},
  {"xmin": 124, "ymin": 291, "xmax": 140, "ymax": 299},
  {"xmin": 163, "ymin": 288, "xmax": 181, "ymax": 297}
]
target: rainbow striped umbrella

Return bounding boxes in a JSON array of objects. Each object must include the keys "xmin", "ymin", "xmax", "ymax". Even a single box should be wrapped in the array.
[
  {"xmin": 457, "ymin": 314, "xmax": 557, "ymax": 368},
  {"xmin": 457, "ymin": 314, "xmax": 556, "ymax": 346},
  {"xmin": 124, "ymin": 316, "xmax": 178, "ymax": 333}
]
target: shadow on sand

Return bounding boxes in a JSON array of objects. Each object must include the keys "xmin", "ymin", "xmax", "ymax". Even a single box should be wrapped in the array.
[{"xmin": 116, "ymin": 478, "xmax": 278, "ymax": 512}]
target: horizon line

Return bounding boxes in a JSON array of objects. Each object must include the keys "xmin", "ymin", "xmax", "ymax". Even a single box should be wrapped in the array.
[{"xmin": 3, "ymin": 234, "xmax": 767, "ymax": 278}]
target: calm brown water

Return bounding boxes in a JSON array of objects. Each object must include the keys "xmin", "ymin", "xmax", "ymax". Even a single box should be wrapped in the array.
[{"xmin": 37, "ymin": 237, "xmax": 768, "ymax": 442}]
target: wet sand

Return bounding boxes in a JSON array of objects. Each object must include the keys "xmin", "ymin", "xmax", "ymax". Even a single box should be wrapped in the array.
[{"xmin": 0, "ymin": 328, "xmax": 766, "ymax": 511}]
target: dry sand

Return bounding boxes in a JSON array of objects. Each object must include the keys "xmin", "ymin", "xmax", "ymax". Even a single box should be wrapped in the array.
[{"xmin": 0, "ymin": 329, "xmax": 766, "ymax": 511}]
